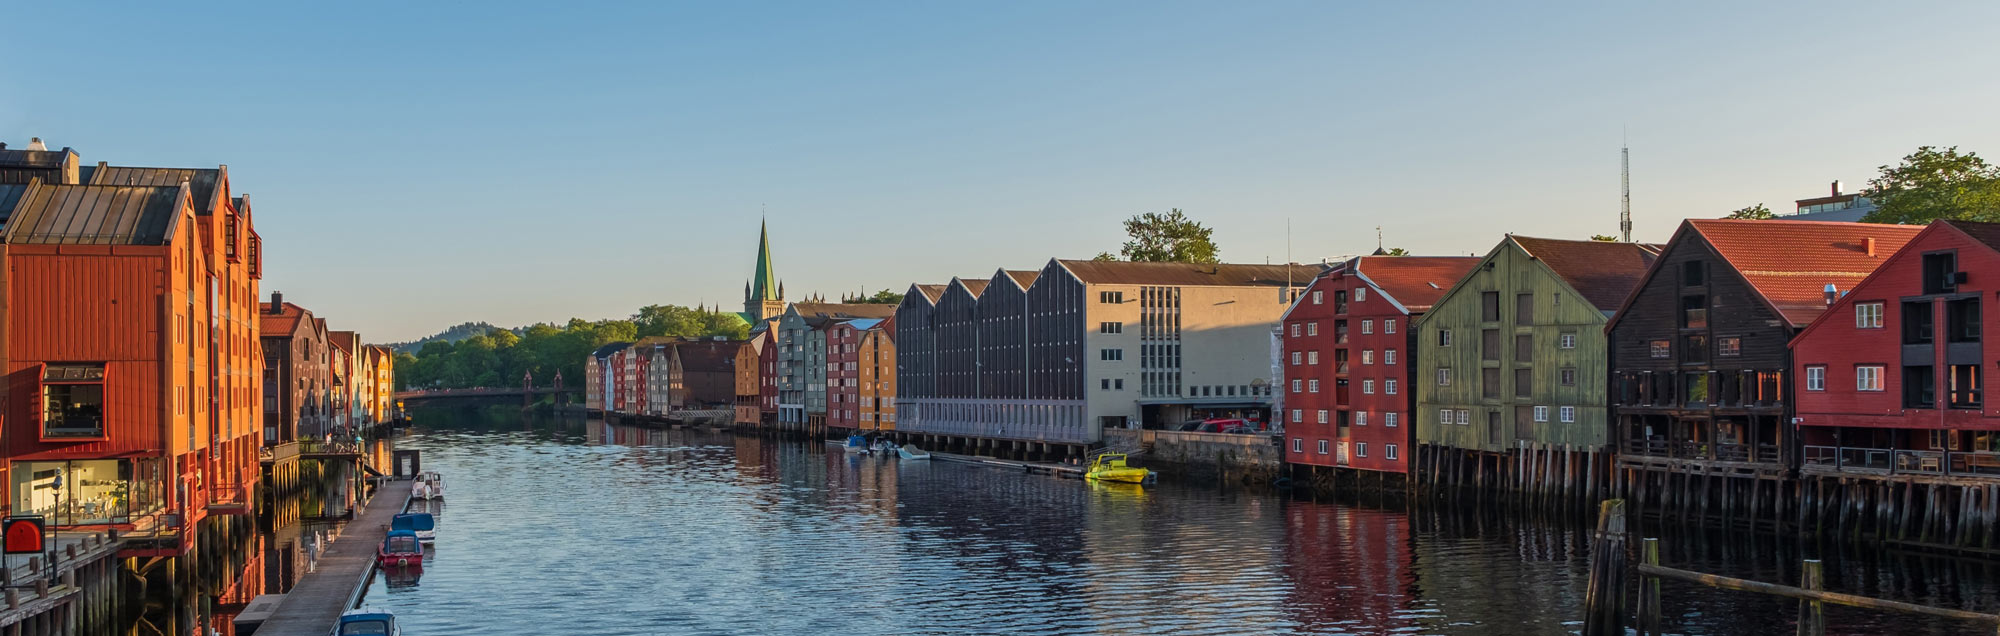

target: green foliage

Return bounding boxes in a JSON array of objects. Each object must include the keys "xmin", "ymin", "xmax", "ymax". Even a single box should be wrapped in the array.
[
  {"xmin": 1114, "ymin": 208, "xmax": 1220, "ymax": 263},
  {"xmin": 1725, "ymin": 203, "xmax": 1775, "ymax": 219},
  {"xmin": 1589, "ymin": 235, "xmax": 1618, "ymax": 242},
  {"xmin": 397, "ymin": 304, "xmax": 745, "ymax": 391},
  {"xmin": 855, "ymin": 289, "xmax": 904, "ymax": 305},
  {"xmin": 1383, "ymin": 247, "xmax": 1410, "ymax": 256},
  {"xmin": 384, "ymin": 321, "xmax": 505, "ymax": 354},
  {"xmin": 1861, "ymin": 146, "xmax": 2000, "ymax": 224},
  {"xmin": 1092, "ymin": 252, "xmax": 1117, "ymax": 261}
]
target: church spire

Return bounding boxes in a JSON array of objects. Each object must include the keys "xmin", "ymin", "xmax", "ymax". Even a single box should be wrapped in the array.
[{"xmin": 750, "ymin": 219, "xmax": 779, "ymax": 302}]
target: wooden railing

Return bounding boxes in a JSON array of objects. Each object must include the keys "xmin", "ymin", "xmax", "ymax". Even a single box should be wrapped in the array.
[
  {"xmin": 1803, "ymin": 445, "xmax": 2000, "ymax": 477},
  {"xmin": 1625, "ymin": 438, "xmax": 1779, "ymax": 464}
]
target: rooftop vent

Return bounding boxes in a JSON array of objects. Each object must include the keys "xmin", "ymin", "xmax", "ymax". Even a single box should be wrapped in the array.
[{"xmin": 25, "ymin": 138, "xmax": 46, "ymax": 151}]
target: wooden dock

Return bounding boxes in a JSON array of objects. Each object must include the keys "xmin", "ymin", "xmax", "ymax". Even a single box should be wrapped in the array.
[
  {"xmin": 931, "ymin": 451, "xmax": 1086, "ymax": 478},
  {"xmin": 248, "ymin": 479, "xmax": 413, "ymax": 636}
]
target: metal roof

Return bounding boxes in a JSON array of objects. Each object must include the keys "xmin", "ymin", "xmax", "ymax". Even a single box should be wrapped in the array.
[
  {"xmin": 0, "ymin": 183, "xmax": 30, "ymax": 230},
  {"xmin": 3, "ymin": 183, "xmax": 186, "ymax": 245},
  {"xmin": 0, "ymin": 148, "xmax": 77, "ymax": 185},
  {"xmin": 1056, "ymin": 259, "xmax": 1325, "ymax": 287},
  {"xmin": 90, "ymin": 166, "xmax": 222, "ymax": 215}
]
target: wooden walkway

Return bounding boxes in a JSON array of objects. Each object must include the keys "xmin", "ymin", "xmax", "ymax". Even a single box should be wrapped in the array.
[
  {"xmin": 251, "ymin": 479, "xmax": 413, "ymax": 636},
  {"xmin": 931, "ymin": 451, "xmax": 1086, "ymax": 478}
]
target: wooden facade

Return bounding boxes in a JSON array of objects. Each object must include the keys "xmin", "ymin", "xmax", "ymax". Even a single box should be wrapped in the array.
[
  {"xmin": 858, "ymin": 319, "xmax": 896, "ymax": 431},
  {"xmin": 259, "ymin": 298, "xmax": 333, "ymax": 444},
  {"xmin": 1414, "ymin": 236, "xmax": 1657, "ymax": 501},
  {"xmin": 1608, "ymin": 219, "xmax": 1919, "ymax": 524}
]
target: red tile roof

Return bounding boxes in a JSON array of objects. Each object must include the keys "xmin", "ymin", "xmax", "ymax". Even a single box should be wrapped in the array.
[
  {"xmin": 1510, "ymin": 236, "xmax": 1663, "ymax": 312},
  {"xmin": 1351, "ymin": 256, "xmax": 1482, "ymax": 312},
  {"xmin": 258, "ymin": 302, "xmax": 311, "ymax": 337},
  {"xmin": 1688, "ymin": 219, "xmax": 1921, "ymax": 326}
]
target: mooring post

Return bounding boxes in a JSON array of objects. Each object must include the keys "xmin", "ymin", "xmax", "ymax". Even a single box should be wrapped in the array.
[
  {"xmin": 1799, "ymin": 559, "xmax": 1825, "ymax": 636},
  {"xmin": 1583, "ymin": 498, "xmax": 1629, "ymax": 636},
  {"xmin": 1638, "ymin": 537, "xmax": 1662, "ymax": 635}
]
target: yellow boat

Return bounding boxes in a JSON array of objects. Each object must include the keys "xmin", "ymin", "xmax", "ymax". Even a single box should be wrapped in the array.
[{"xmin": 1086, "ymin": 453, "xmax": 1154, "ymax": 484}]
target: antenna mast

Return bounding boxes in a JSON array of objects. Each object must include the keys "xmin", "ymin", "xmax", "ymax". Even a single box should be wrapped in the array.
[{"xmin": 1620, "ymin": 143, "xmax": 1632, "ymax": 242}]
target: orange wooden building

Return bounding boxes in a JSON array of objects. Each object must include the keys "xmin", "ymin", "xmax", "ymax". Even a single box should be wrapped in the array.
[{"xmin": 0, "ymin": 154, "xmax": 263, "ymax": 555}]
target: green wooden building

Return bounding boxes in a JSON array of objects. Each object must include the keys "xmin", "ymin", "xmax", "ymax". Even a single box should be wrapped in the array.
[{"xmin": 1413, "ymin": 235, "xmax": 1659, "ymax": 499}]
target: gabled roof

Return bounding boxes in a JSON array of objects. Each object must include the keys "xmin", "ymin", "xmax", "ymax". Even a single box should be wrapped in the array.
[
  {"xmin": 0, "ymin": 147, "xmax": 78, "ymax": 185},
  {"xmin": 952, "ymin": 278, "xmax": 989, "ymax": 297},
  {"xmin": 259, "ymin": 302, "xmax": 315, "ymax": 337},
  {"xmin": 591, "ymin": 342, "xmax": 631, "ymax": 358},
  {"xmin": 0, "ymin": 183, "xmax": 31, "ymax": 229},
  {"xmin": 1509, "ymin": 236, "xmax": 1663, "ymax": 312},
  {"xmin": 4, "ymin": 182, "xmax": 187, "ymax": 245},
  {"xmin": 840, "ymin": 318, "xmax": 885, "ymax": 331},
  {"xmin": 914, "ymin": 284, "xmax": 947, "ymax": 303},
  {"xmin": 1687, "ymin": 219, "xmax": 1920, "ymax": 327},
  {"xmin": 1056, "ymin": 259, "xmax": 1324, "ymax": 287},
  {"xmin": 789, "ymin": 302, "xmax": 897, "ymax": 320},
  {"xmin": 673, "ymin": 340, "xmax": 742, "ymax": 372},
  {"xmin": 1005, "ymin": 270, "xmax": 1040, "ymax": 288},
  {"xmin": 1943, "ymin": 219, "xmax": 2000, "ymax": 252},
  {"xmin": 90, "ymin": 165, "xmax": 225, "ymax": 215},
  {"xmin": 1351, "ymin": 256, "xmax": 1482, "ymax": 313},
  {"xmin": 328, "ymin": 331, "xmax": 359, "ymax": 354}
]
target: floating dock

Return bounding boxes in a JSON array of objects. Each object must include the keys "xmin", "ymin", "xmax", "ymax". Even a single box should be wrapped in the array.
[
  {"xmin": 930, "ymin": 451, "xmax": 1086, "ymax": 478},
  {"xmin": 245, "ymin": 479, "xmax": 414, "ymax": 636}
]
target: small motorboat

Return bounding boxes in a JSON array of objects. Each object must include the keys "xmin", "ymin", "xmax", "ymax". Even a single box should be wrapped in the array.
[
  {"xmin": 334, "ymin": 608, "xmax": 400, "ymax": 635},
  {"xmin": 872, "ymin": 439, "xmax": 898, "ymax": 454},
  {"xmin": 378, "ymin": 529, "xmax": 424, "ymax": 568},
  {"xmin": 411, "ymin": 471, "xmax": 444, "ymax": 500},
  {"xmin": 843, "ymin": 433, "xmax": 872, "ymax": 455},
  {"xmin": 1086, "ymin": 453, "xmax": 1155, "ymax": 484},
  {"xmin": 392, "ymin": 512, "xmax": 436, "ymax": 544},
  {"xmin": 897, "ymin": 444, "xmax": 932, "ymax": 461}
]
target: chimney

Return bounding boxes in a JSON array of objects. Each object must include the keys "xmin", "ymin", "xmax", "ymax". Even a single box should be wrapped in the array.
[
  {"xmin": 1832, "ymin": 180, "xmax": 1844, "ymax": 196},
  {"xmin": 1824, "ymin": 283, "xmax": 1838, "ymax": 306},
  {"xmin": 270, "ymin": 291, "xmax": 284, "ymax": 313},
  {"xmin": 1864, "ymin": 237, "xmax": 1876, "ymax": 256},
  {"xmin": 25, "ymin": 138, "xmax": 46, "ymax": 151}
]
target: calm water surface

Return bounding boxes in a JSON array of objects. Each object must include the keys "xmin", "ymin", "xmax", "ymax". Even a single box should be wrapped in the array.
[{"xmin": 362, "ymin": 411, "xmax": 2000, "ymax": 635}]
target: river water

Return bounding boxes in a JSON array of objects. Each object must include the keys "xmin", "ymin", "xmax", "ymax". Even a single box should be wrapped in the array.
[{"xmin": 356, "ymin": 410, "xmax": 2000, "ymax": 635}]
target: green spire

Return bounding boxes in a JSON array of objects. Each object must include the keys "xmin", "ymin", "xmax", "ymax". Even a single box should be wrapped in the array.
[{"xmin": 750, "ymin": 219, "xmax": 779, "ymax": 302}]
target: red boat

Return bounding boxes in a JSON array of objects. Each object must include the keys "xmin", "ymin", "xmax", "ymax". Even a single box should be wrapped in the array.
[{"xmin": 378, "ymin": 529, "xmax": 424, "ymax": 568}]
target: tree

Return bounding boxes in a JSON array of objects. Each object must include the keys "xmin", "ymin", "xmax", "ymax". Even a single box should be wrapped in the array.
[
  {"xmin": 1725, "ymin": 203, "xmax": 1775, "ymax": 220},
  {"xmin": 857, "ymin": 289, "xmax": 904, "ymax": 305},
  {"xmin": 1092, "ymin": 252, "xmax": 1117, "ymax": 261},
  {"xmin": 1861, "ymin": 146, "xmax": 2000, "ymax": 225},
  {"xmin": 1382, "ymin": 247, "xmax": 1409, "ymax": 256},
  {"xmin": 1590, "ymin": 235, "xmax": 1618, "ymax": 242},
  {"xmin": 1115, "ymin": 208, "xmax": 1220, "ymax": 263}
]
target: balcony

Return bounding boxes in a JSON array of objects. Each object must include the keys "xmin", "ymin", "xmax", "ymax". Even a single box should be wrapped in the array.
[
  {"xmin": 1625, "ymin": 438, "xmax": 1779, "ymax": 464},
  {"xmin": 1803, "ymin": 445, "xmax": 2000, "ymax": 478}
]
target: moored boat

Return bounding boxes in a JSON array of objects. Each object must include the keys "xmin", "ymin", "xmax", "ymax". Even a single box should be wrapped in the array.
[
  {"xmin": 843, "ymin": 433, "xmax": 871, "ymax": 455},
  {"xmin": 335, "ymin": 608, "xmax": 401, "ymax": 635},
  {"xmin": 1086, "ymin": 453, "xmax": 1155, "ymax": 484},
  {"xmin": 392, "ymin": 512, "xmax": 436, "ymax": 544},
  {"xmin": 897, "ymin": 444, "xmax": 932, "ymax": 461},
  {"xmin": 378, "ymin": 529, "xmax": 424, "ymax": 568},
  {"xmin": 412, "ymin": 471, "xmax": 444, "ymax": 500}
]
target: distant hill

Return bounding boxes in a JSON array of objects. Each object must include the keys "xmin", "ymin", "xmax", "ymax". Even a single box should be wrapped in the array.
[{"xmin": 384, "ymin": 321, "xmax": 510, "ymax": 354}]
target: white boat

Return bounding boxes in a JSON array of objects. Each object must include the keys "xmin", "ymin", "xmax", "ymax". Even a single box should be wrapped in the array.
[
  {"xmin": 897, "ymin": 445, "xmax": 932, "ymax": 461},
  {"xmin": 412, "ymin": 471, "xmax": 444, "ymax": 500}
]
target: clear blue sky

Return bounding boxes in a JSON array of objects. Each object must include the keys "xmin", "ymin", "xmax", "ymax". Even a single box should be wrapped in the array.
[{"xmin": 5, "ymin": 2, "xmax": 1997, "ymax": 341}]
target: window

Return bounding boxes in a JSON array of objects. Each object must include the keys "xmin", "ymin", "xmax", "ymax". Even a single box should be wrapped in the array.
[
  {"xmin": 1514, "ymin": 368, "xmax": 1532, "ymax": 398},
  {"xmin": 1362, "ymin": 380, "xmax": 1375, "ymax": 394},
  {"xmin": 1385, "ymin": 379, "xmax": 1398, "ymax": 395},
  {"xmin": 1100, "ymin": 349, "xmax": 1123, "ymax": 361},
  {"xmin": 1533, "ymin": 405, "xmax": 1548, "ymax": 422},
  {"xmin": 1482, "ymin": 368, "xmax": 1500, "ymax": 399},
  {"xmin": 1100, "ymin": 291, "xmax": 1125, "ymax": 303},
  {"xmin": 1951, "ymin": 364, "xmax": 1982, "ymax": 409},
  {"xmin": 1362, "ymin": 320, "xmax": 1373, "ymax": 334},
  {"xmin": 1856, "ymin": 302, "xmax": 1884, "ymax": 328},
  {"xmin": 1685, "ymin": 373, "xmax": 1711, "ymax": 404},
  {"xmin": 1806, "ymin": 365, "xmax": 1826, "ymax": 391},
  {"xmin": 1650, "ymin": 340, "xmax": 1670, "ymax": 358},
  {"xmin": 1309, "ymin": 379, "xmax": 1320, "ymax": 393},
  {"xmin": 1317, "ymin": 410, "xmax": 1329, "ymax": 424},
  {"xmin": 1440, "ymin": 409, "xmax": 1454, "ymax": 425},
  {"xmin": 1904, "ymin": 301, "xmax": 1935, "ymax": 344},
  {"xmin": 1307, "ymin": 322, "xmax": 1319, "ymax": 336},
  {"xmin": 1356, "ymin": 412, "xmax": 1369, "ymax": 426},
  {"xmin": 1517, "ymin": 293, "xmax": 1535, "ymax": 325},
  {"xmin": 1560, "ymin": 406, "xmax": 1575, "ymax": 423},
  {"xmin": 1291, "ymin": 351, "xmax": 1302, "ymax": 365},
  {"xmin": 1356, "ymin": 288, "xmax": 1367, "ymax": 302},
  {"xmin": 1308, "ymin": 351, "xmax": 1319, "ymax": 365},
  {"xmin": 1356, "ymin": 442, "xmax": 1368, "ymax": 457},
  {"xmin": 1312, "ymin": 290, "xmax": 1323, "ymax": 305},
  {"xmin": 1683, "ymin": 260, "xmax": 1705, "ymax": 287},
  {"xmin": 1923, "ymin": 251, "xmax": 1959, "ymax": 295},
  {"xmin": 1682, "ymin": 295, "xmax": 1708, "ymax": 329},
  {"xmin": 1683, "ymin": 335, "xmax": 1708, "ymax": 364},
  {"xmin": 1114, "ymin": 379, "xmax": 1124, "ymax": 390},
  {"xmin": 1291, "ymin": 323, "xmax": 1301, "ymax": 338},
  {"xmin": 1101, "ymin": 379, "xmax": 1112, "ymax": 390},
  {"xmin": 1362, "ymin": 350, "xmax": 1374, "ymax": 365},
  {"xmin": 1560, "ymin": 368, "xmax": 1576, "ymax": 386},
  {"xmin": 1516, "ymin": 334, "xmax": 1533, "ymax": 362},
  {"xmin": 1386, "ymin": 444, "xmax": 1399, "ymax": 460},
  {"xmin": 1292, "ymin": 379, "xmax": 1302, "ymax": 393},
  {"xmin": 1457, "ymin": 410, "xmax": 1471, "ymax": 425},
  {"xmin": 1291, "ymin": 409, "xmax": 1302, "ymax": 423},
  {"xmin": 1905, "ymin": 365, "xmax": 1936, "ymax": 408},
  {"xmin": 1293, "ymin": 438, "xmax": 1303, "ymax": 452},
  {"xmin": 1099, "ymin": 322, "xmax": 1123, "ymax": 334},
  {"xmin": 1385, "ymin": 319, "xmax": 1397, "ymax": 334},
  {"xmin": 1385, "ymin": 412, "xmax": 1399, "ymax": 427},
  {"xmin": 1949, "ymin": 298, "xmax": 1982, "ymax": 343},
  {"xmin": 1438, "ymin": 329, "xmax": 1453, "ymax": 347},
  {"xmin": 1437, "ymin": 368, "xmax": 1452, "ymax": 386},
  {"xmin": 1317, "ymin": 440, "xmax": 1329, "ymax": 454},
  {"xmin": 1857, "ymin": 365, "xmax": 1884, "ymax": 391},
  {"xmin": 41, "ymin": 364, "xmax": 107, "ymax": 438},
  {"xmin": 1482, "ymin": 329, "xmax": 1500, "ymax": 360},
  {"xmin": 1560, "ymin": 332, "xmax": 1576, "ymax": 349},
  {"xmin": 1385, "ymin": 350, "xmax": 1397, "ymax": 365},
  {"xmin": 1481, "ymin": 291, "xmax": 1500, "ymax": 322},
  {"xmin": 1718, "ymin": 337, "xmax": 1741, "ymax": 357}
]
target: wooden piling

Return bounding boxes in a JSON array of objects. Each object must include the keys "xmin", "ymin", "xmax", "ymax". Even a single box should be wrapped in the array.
[
  {"xmin": 1637, "ymin": 537, "xmax": 1662, "ymax": 635},
  {"xmin": 1582, "ymin": 498, "xmax": 1628, "ymax": 636},
  {"xmin": 1797, "ymin": 560, "xmax": 1825, "ymax": 636}
]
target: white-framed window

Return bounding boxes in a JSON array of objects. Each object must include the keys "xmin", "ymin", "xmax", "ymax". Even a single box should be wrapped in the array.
[
  {"xmin": 1650, "ymin": 340, "xmax": 1670, "ymax": 358},
  {"xmin": 1560, "ymin": 406, "xmax": 1576, "ymax": 423},
  {"xmin": 1385, "ymin": 319, "xmax": 1397, "ymax": 334},
  {"xmin": 1438, "ymin": 329, "xmax": 1453, "ymax": 347},
  {"xmin": 1439, "ymin": 409, "xmax": 1453, "ymax": 425},
  {"xmin": 1308, "ymin": 351, "xmax": 1319, "ymax": 365},
  {"xmin": 1293, "ymin": 438, "xmax": 1303, "ymax": 452},
  {"xmin": 1386, "ymin": 444, "xmax": 1399, "ymax": 460},
  {"xmin": 1437, "ymin": 368, "xmax": 1452, "ymax": 386},
  {"xmin": 1560, "ymin": 333, "xmax": 1577, "ymax": 349},
  {"xmin": 1385, "ymin": 379, "xmax": 1398, "ymax": 395},
  {"xmin": 1356, "ymin": 288, "xmax": 1367, "ymax": 302},
  {"xmin": 1856, "ymin": 302, "xmax": 1884, "ymax": 328},
  {"xmin": 1356, "ymin": 412, "xmax": 1369, "ymax": 426},
  {"xmin": 1362, "ymin": 350, "xmax": 1374, "ymax": 365},
  {"xmin": 1385, "ymin": 349, "xmax": 1397, "ymax": 365},
  {"xmin": 1806, "ymin": 366, "xmax": 1826, "ymax": 391},
  {"xmin": 1456, "ymin": 410, "xmax": 1470, "ymax": 425},
  {"xmin": 1533, "ymin": 406, "xmax": 1548, "ymax": 422},
  {"xmin": 1363, "ymin": 380, "xmax": 1375, "ymax": 394},
  {"xmin": 1291, "ymin": 351, "xmax": 1301, "ymax": 365},
  {"xmin": 1309, "ymin": 379, "xmax": 1321, "ymax": 393},
  {"xmin": 1317, "ymin": 410, "xmax": 1328, "ymax": 424},
  {"xmin": 1307, "ymin": 322, "xmax": 1319, "ymax": 336},
  {"xmin": 1291, "ymin": 409, "xmax": 1303, "ymax": 423},
  {"xmin": 1362, "ymin": 320, "xmax": 1374, "ymax": 334},
  {"xmin": 1291, "ymin": 323, "xmax": 1301, "ymax": 338},
  {"xmin": 1357, "ymin": 442, "xmax": 1368, "ymax": 457},
  {"xmin": 1313, "ymin": 290, "xmax": 1323, "ymax": 305},
  {"xmin": 1385, "ymin": 412, "xmax": 1399, "ymax": 427},
  {"xmin": 1317, "ymin": 440, "xmax": 1330, "ymax": 454},
  {"xmin": 1857, "ymin": 365, "xmax": 1884, "ymax": 391}
]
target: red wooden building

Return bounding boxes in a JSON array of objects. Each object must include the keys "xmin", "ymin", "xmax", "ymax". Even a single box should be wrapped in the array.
[
  {"xmin": 1791, "ymin": 220, "xmax": 2000, "ymax": 538},
  {"xmin": 1281, "ymin": 255, "xmax": 1479, "ymax": 479}
]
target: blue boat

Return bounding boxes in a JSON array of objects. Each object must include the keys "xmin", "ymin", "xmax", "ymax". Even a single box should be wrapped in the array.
[
  {"xmin": 392, "ymin": 512, "xmax": 436, "ymax": 544},
  {"xmin": 844, "ymin": 433, "xmax": 871, "ymax": 455},
  {"xmin": 335, "ymin": 608, "xmax": 400, "ymax": 635}
]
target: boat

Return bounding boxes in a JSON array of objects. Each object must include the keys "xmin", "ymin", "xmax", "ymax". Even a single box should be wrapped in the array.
[
  {"xmin": 1086, "ymin": 453, "xmax": 1155, "ymax": 484},
  {"xmin": 392, "ymin": 512, "xmax": 436, "ymax": 544},
  {"xmin": 897, "ymin": 444, "xmax": 932, "ymax": 461},
  {"xmin": 411, "ymin": 471, "xmax": 444, "ymax": 500},
  {"xmin": 334, "ymin": 608, "xmax": 400, "ymax": 635},
  {"xmin": 843, "ymin": 433, "xmax": 871, "ymax": 455},
  {"xmin": 378, "ymin": 529, "xmax": 424, "ymax": 568}
]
